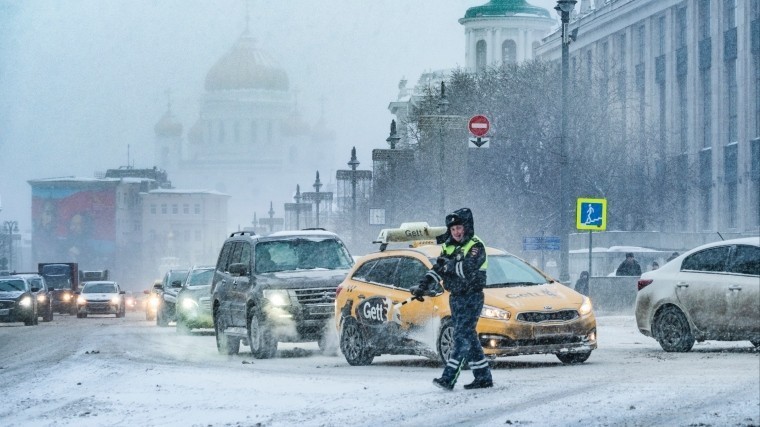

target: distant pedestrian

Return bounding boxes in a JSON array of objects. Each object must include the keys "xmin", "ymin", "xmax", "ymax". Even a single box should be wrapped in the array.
[
  {"xmin": 574, "ymin": 271, "xmax": 589, "ymax": 296},
  {"xmin": 666, "ymin": 252, "xmax": 679, "ymax": 262},
  {"xmin": 615, "ymin": 252, "xmax": 642, "ymax": 276},
  {"xmin": 651, "ymin": 261, "xmax": 660, "ymax": 271}
]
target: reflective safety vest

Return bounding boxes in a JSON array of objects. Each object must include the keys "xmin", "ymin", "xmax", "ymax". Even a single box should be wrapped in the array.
[{"xmin": 441, "ymin": 235, "xmax": 487, "ymax": 271}]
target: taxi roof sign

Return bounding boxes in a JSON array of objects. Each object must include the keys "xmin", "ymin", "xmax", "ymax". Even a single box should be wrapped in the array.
[{"xmin": 374, "ymin": 222, "xmax": 446, "ymax": 250}]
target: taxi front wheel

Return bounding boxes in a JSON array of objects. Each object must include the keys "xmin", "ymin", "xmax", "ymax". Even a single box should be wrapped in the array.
[
  {"xmin": 556, "ymin": 351, "xmax": 591, "ymax": 364},
  {"xmin": 340, "ymin": 318, "xmax": 374, "ymax": 366}
]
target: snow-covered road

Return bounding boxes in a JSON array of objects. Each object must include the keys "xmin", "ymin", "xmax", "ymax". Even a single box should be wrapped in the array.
[{"xmin": 0, "ymin": 313, "xmax": 757, "ymax": 426}]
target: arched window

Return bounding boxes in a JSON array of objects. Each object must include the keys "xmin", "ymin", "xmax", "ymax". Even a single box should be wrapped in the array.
[
  {"xmin": 502, "ymin": 40, "xmax": 517, "ymax": 65},
  {"xmin": 476, "ymin": 40, "xmax": 487, "ymax": 71}
]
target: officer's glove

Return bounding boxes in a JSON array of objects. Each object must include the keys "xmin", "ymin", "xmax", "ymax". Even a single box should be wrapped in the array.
[
  {"xmin": 436, "ymin": 257, "xmax": 458, "ymax": 274},
  {"xmin": 409, "ymin": 284, "xmax": 426, "ymax": 301}
]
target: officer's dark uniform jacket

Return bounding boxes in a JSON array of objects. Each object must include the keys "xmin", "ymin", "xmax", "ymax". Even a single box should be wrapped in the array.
[{"xmin": 425, "ymin": 209, "xmax": 487, "ymax": 295}]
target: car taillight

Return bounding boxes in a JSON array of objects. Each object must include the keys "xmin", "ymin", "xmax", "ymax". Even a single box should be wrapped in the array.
[
  {"xmin": 637, "ymin": 279, "xmax": 653, "ymax": 291},
  {"xmin": 335, "ymin": 285, "xmax": 343, "ymax": 298}
]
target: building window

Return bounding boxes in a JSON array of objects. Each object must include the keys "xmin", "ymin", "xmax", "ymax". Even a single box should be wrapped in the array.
[
  {"xmin": 476, "ymin": 40, "xmax": 487, "ymax": 71},
  {"xmin": 635, "ymin": 24, "xmax": 645, "ymax": 64},
  {"xmin": 657, "ymin": 15, "xmax": 666, "ymax": 56},
  {"xmin": 171, "ymin": 204, "xmax": 177, "ymax": 214},
  {"xmin": 501, "ymin": 40, "xmax": 516, "ymax": 65},
  {"xmin": 194, "ymin": 204, "xmax": 201, "ymax": 214},
  {"xmin": 723, "ymin": 0, "xmax": 735, "ymax": 29},
  {"xmin": 701, "ymin": 68, "xmax": 712, "ymax": 148},
  {"xmin": 150, "ymin": 204, "xmax": 156, "ymax": 214},
  {"xmin": 724, "ymin": 143, "xmax": 738, "ymax": 228},
  {"xmin": 161, "ymin": 204, "xmax": 167, "ymax": 214},
  {"xmin": 676, "ymin": 7, "xmax": 687, "ymax": 48},
  {"xmin": 678, "ymin": 77, "xmax": 688, "ymax": 152},
  {"xmin": 698, "ymin": 0, "xmax": 711, "ymax": 40},
  {"xmin": 699, "ymin": 149, "xmax": 712, "ymax": 229},
  {"xmin": 726, "ymin": 60, "xmax": 737, "ymax": 142},
  {"xmin": 195, "ymin": 230, "xmax": 202, "ymax": 242},
  {"xmin": 184, "ymin": 230, "xmax": 190, "ymax": 242},
  {"xmin": 183, "ymin": 204, "xmax": 189, "ymax": 214}
]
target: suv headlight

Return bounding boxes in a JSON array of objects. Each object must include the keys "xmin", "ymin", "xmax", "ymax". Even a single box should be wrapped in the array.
[
  {"xmin": 77, "ymin": 295, "xmax": 87, "ymax": 305},
  {"xmin": 37, "ymin": 294, "xmax": 47, "ymax": 302},
  {"xmin": 480, "ymin": 305, "xmax": 510, "ymax": 320},
  {"xmin": 579, "ymin": 296, "xmax": 593, "ymax": 316},
  {"xmin": 181, "ymin": 297, "xmax": 198, "ymax": 310},
  {"xmin": 110, "ymin": 295, "xmax": 121, "ymax": 304},
  {"xmin": 19, "ymin": 296, "xmax": 33, "ymax": 308},
  {"xmin": 263, "ymin": 290, "xmax": 291, "ymax": 307}
]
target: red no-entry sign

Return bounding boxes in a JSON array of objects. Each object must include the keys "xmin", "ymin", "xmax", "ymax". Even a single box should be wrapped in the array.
[{"xmin": 468, "ymin": 115, "xmax": 490, "ymax": 137}]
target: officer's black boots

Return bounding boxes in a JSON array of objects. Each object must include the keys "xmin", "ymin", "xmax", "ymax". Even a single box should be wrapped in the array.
[
  {"xmin": 463, "ymin": 378, "xmax": 493, "ymax": 390},
  {"xmin": 432, "ymin": 377, "xmax": 454, "ymax": 391}
]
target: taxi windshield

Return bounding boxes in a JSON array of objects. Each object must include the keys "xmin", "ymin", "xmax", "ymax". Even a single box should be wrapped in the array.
[{"xmin": 485, "ymin": 255, "xmax": 551, "ymax": 287}]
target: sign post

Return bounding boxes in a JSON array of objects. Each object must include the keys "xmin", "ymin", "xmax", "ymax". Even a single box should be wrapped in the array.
[
  {"xmin": 467, "ymin": 115, "xmax": 490, "ymax": 148},
  {"xmin": 576, "ymin": 197, "xmax": 608, "ymax": 277}
]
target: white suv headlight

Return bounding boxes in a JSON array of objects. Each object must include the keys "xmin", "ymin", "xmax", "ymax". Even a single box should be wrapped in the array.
[
  {"xmin": 480, "ymin": 304, "xmax": 511, "ymax": 320},
  {"xmin": 263, "ymin": 290, "xmax": 291, "ymax": 307}
]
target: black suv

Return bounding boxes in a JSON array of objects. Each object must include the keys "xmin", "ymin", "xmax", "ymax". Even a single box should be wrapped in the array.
[
  {"xmin": 212, "ymin": 229, "xmax": 353, "ymax": 358},
  {"xmin": 15, "ymin": 273, "xmax": 53, "ymax": 322},
  {"xmin": 156, "ymin": 268, "xmax": 189, "ymax": 326}
]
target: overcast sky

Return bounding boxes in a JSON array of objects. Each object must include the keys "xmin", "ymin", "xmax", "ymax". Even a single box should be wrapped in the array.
[{"xmin": 0, "ymin": 0, "xmax": 560, "ymax": 228}]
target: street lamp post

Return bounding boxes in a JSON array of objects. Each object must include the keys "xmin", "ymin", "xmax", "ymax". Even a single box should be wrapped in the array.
[
  {"xmin": 302, "ymin": 172, "xmax": 333, "ymax": 229},
  {"xmin": 259, "ymin": 201, "xmax": 284, "ymax": 234},
  {"xmin": 3, "ymin": 220, "xmax": 19, "ymax": 272},
  {"xmin": 284, "ymin": 185, "xmax": 311, "ymax": 230},
  {"xmin": 337, "ymin": 148, "xmax": 372, "ymax": 248},
  {"xmin": 556, "ymin": 0, "xmax": 576, "ymax": 284}
]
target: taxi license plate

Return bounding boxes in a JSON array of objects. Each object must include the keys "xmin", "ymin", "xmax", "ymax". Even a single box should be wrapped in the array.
[{"xmin": 0, "ymin": 309, "xmax": 9, "ymax": 316}]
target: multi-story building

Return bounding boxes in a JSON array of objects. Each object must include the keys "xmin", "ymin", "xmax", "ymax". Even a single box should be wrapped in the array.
[
  {"xmin": 536, "ymin": 0, "xmax": 759, "ymax": 242},
  {"xmin": 140, "ymin": 189, "xmax": 229, "ymax": 280}
]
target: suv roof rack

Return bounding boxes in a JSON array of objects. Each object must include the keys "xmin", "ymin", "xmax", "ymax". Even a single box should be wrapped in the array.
[
  {"xmin": 229, "ymin": 230, "xmax": 256, "ymax": 238},
  {"xmin": 301, "ymin": 227, "xmax": 327, "ymax": 231},
  {"xmin": 373, "ymin": 222, "xmax": 447, "ymax": 252}
]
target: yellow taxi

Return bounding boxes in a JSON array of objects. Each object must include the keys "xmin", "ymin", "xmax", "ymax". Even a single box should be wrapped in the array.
[{"xmin": 335, "ymin": 222, "xmax": 597, "ymax": 366}]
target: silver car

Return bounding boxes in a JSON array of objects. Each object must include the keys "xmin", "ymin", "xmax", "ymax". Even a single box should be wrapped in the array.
[{"xmin": 635, "ymin": 237, "xmax": 760, "ymax": 352}]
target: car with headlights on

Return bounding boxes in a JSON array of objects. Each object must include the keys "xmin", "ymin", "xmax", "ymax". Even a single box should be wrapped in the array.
[
  {"xmin": 143, "ymin": 280, "xmax": 162, "ymax": 320},
  {"xmin": 212, "ymin": 229, "xmax": 354, "ymax": 358},
  {"xmin": 15, "ymin": 273, "xmax": 53, "ymax": 322},
  {"xmin": 635, "ymin": 237, "xmax": 760, "ymax": 352},
  {"xmin": 175, "ymin": 266, "xmax": 214, "ymax": 333},
  {"xmin": 76, "ymin": 281, "xmax": 126, "ymax": 318},
  {"xmin": 335, "ymin": 222, "xmax": 597, "ymax": 366},
  {"xmin": 156, "ymin": 269, "xmax": 189, "ymax": 326},
  {"xmin": 0, "ymin": 275, "xmax": 39, "ymax": 326}
]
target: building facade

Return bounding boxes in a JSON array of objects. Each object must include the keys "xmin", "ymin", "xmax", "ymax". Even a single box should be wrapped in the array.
[
  {"xmin": 140, "ymin": 189, "xmax": 229, "ymax": 281},
  {"xmin": 536, "ymin": 0, "xmax": 760, "ymax": 237}
]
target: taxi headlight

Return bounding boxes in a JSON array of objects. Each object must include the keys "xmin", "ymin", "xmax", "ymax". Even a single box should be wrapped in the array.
[
  {"xmin": 579, "ymin": 296, "xmax": 593, "ymax": 316},
  {"xmin": 263, "ymin": 290, "xmax": 291, "ymax": 307},
  {"xmin": 110, "ymin": 295, "xmax": 121, "ymax": 304},
  {"xmin": 480, "ymin": 305, "xmax": 511, "ymax": 320},
  {"xmin": 37, "ymin": 294, "xmax": 47, "ymax": 302},
  {"xmin": 77, "ymin": 295, "xmax": 87, "ymax": 305},
  {"xmin": 181, "ymin": 298, "xmax": 198, "ymax": 311},
  {"xmin": 19, "ymin": 296, "xmax": 33, "ymax": 308}
]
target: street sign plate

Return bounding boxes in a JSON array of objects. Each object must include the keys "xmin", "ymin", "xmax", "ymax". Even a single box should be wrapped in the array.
[
  {"xmin": 468, "ymin": 137, "xmax": 490, "ymax": 148},
  {"xmin": 468, "ymin": 115, "xmax": 490, "ymax": 137},
  {"xmin": 576, "ymin": 197, "xmax": 607, "ymax": 230},
  {"xmin": 522, "ymin": 236, "xmax": 561, "ymax": 251}
]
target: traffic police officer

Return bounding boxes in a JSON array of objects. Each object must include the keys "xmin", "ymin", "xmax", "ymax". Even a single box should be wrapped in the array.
[{"xmin": 413, "ymin": 207, "xmax": 493, "ymax": 390}]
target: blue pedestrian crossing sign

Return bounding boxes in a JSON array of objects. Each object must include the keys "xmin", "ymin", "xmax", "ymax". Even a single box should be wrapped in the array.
[{"xmin": 576, "ymin": 197, "xmax": 607, "ymax": 230}]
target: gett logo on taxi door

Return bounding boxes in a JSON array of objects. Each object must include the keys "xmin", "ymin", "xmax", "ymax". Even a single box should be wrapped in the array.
[{"xmin": 356, "ymin": 297, "xmax": 391, "ymax": 325}]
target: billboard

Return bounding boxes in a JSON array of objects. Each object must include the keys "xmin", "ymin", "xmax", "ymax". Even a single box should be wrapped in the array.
[{"xmin": 31, "ymin": 181, "xmax": 117, "ymax": 268}]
